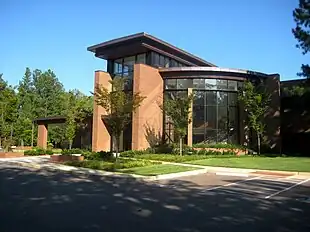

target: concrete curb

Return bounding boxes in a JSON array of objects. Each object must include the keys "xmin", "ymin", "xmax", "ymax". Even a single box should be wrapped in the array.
[
  {"xmin": 8, "ymin": 160, "xmax": 208, "ymax": 181},
  {"xmin": 6, "ymin": 158, "xmax": 310, "ymax": 180}
]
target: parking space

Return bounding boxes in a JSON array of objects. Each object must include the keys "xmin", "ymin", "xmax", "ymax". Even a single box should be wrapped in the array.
[{"xmin": 157, "ymin": 173, "xmax": 310, "ymax": 201}]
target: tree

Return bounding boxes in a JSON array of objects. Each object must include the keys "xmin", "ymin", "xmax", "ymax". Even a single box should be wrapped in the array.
[
  {"xmin": 0, "ymin": 74, "xmax": 18, "ymax": 150},
  {"xmin": 64, "ymin": 90, "xmax": 93, "ymax": 149},
  {"xmin": 238, "ymin": 81, "xmax": 270, "ymax": 154},
  {"xmin": 15, "ymin": 68, "xmax": 35, "ymax": 146},
  {"xmin": 293, "ymin": 0, "xmax": 310, "ymax": 79},
  {"xmin": 32, "ymin": 69, "xmax": 66, "ymax": 145},
  {"xmin": 161, "ymin": 92, "xmax": 193, "ymax": 156},
  {"xmin": 93, "ymin": 77, "xmax": 145, "ymax": 159}
]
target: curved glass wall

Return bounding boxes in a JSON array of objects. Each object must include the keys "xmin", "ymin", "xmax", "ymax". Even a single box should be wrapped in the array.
[{"xmin": 164, "ymin": 78, "xmax": 243, "ymax": 144}]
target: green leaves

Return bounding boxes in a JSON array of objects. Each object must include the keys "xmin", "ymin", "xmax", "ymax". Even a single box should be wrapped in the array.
[
  {"xmin": 238, "ymin": 80, "xmax": 270, "ymax": 153},
  {"xmin": 293, "ymin": 0, "xmax": 310, "ymax": 78},
  {"xmin": 1, "ymin": 68, "xmax": 93, "ymax": 147},
  {"xmin": 162, "ymin": 93, "xmax": 193, "ymax": 138}
]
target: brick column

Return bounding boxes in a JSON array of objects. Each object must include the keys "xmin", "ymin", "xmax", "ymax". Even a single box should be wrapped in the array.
[
  {"xmin": 92, "ymin": 71, "xmax": 112, "ymax": 152},
  {"xmin": 132, "ymin": 64, "xmax": 163, "ymax": 150},
  {"xmin": 37, "ymin": 124, "xmax": 48, "ymax": 149},
  {"xmin": 187, "ymin": 88, "xmax": 193, "ymax": 146}
]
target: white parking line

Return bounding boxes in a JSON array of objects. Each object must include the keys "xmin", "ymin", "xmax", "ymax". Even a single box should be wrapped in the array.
[
  {"xmin": 200, "ymin": 176, "xmax": 263, "ymax": 193},
  {"xmin": 264, "ymin": 178, "xmax": 310, "ymax": 199}
]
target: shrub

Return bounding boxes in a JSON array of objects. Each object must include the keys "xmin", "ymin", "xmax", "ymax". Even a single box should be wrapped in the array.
[
  {"xmin": 24, "ymin": 148, "xmax": 53, "ymax": 156},
  {"xmin": 120, "ymin": 150, "xmax": 148, "ymax": 157},
  {"xmin": 24, "ymin": 150, "xmax": 38, "ymax": 156},
  {"xmin": 65, "ymin": 159, "xmax": 158, "ymax": 171},
  {"xmin": 61, "ymin": 148, "xmax": 84, "ymax": 155},
  {"xmin": 193, "ymin": 143, "xmax": 245, "ymax": 149},
  {"xmin": 171, "ymin": 143, "xmax": 194, "ymax": 155},
  {"xmin": 95, "ymin": 151, "xmax": 114, "ymax": 161}
]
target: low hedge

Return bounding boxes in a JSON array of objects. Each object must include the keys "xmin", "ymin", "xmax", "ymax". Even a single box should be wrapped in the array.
[
  {"xmin": 65, "ymin": 159, "xmax": 159, "ymax": 171},
  {"xmin": 120, "ymin": 153, "xmax": 236, "ymax": 163},
  {"xmin": 24, "ymin": 148, "xmax": 53, "ymax": 156},
  {"xmin": 192, "ymin": 143, "xmax": 245, "ymax": 149},
  {"xmin": 61, "ymin": 149, "xmax": 114, "ymax": 161}
]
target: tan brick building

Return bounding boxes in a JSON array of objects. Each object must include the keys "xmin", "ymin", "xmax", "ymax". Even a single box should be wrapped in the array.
[
  {"xmin": 87, "ymin": 32, "xmax": 281, "ymax": 152},
  {"xmin": 35, "ymin": 32, "xmax": 281, "ymax": 152}
]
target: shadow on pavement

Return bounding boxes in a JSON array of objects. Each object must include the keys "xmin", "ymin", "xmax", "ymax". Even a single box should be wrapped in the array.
[{"xmin": 0, "ymin": 165, "xmax": 309, "ymax": 232}]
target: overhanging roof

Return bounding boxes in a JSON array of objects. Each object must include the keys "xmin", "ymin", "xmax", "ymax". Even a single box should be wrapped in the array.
[
  {"xmin": 87, "ymin": 32, "xmax": 216, "ymax": 67},
  {"xmin": 33, "ymin": 116, "xmax": 66, "ymax": 124}
]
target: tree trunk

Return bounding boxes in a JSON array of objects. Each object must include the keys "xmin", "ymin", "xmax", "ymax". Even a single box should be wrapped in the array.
[
  {"xmin": 257, "ymin": 132, "xmax": 261, "ymax": 155},
  {"xmin": 115, "ymin": 135, "xmax": 120, "ymax": 162},
  {"xmin": 69, "ymin": 140, "xmax": 72, "ymax": 150},
  {"xmin": 179, "ymin": 137, "xmax": 182, "ymax": 156}
]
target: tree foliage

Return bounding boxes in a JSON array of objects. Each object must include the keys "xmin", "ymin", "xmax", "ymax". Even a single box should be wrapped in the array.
[
  {"xmin": 0, "ymin": 74, "xmax": 18, "ymax": 150},
  {"xmin": 238, "ymin": 81, "xmax": 270, "ymax": 154},
  {"xmin": 93, "ymin": 77, "xmax": 145, "ymax": 156},
  {"xmin": 293, "ymin": 0, "xmax": 310, "ymax": 78},
  {"xmin": 0, "ymin": 68, "xmax": 92, "ymax": 149},
  {"xmin": 161, "ymin": 92, "xmax": 193, "ymax": 155}
]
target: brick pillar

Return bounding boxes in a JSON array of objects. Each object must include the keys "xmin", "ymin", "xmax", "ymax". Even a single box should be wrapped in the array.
[
  {"xmin": 132, "ymin": 64, "xmax": 163, "ymax": 150},
  {"xmin": 37, "ymin": 124, "xmax": 48, "ymax": 149},
  {"xmin": 187, "ymin": 88, "xmax": 193, "ymax": 146},
  {"xmin": 92, "ymin": 71, "xmax": 112, "ymax": 152}
]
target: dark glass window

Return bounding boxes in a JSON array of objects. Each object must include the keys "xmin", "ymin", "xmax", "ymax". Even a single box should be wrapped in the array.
[
  {"xmin": 177, "ymin": 79, "xmax": 192, "ymax": 89},
  {"xmin": 152, "ymin": 52, "xmax": 160, "ymax": 66},
  {"xmin": 228, "ymin": 80, "xmax": 237, "ymax": 91},
  {"xmin": 164, "ymin": 57, "xmax": 170, "ymax": 67},
  {"xmin": 218, "ymin": 107, "xmax": 228, "ymax": 130},
  {"xmin": 165, "ymin": 79, "xmax": 242, "ymax": 145},
  {"xmin": 205, "ymin": 106, "xmax": 217, "ymax": 129},
  {"xmin": 159, "ymin": 55, "xmax": 165, "ymax": 67},
  {"xmin": 217, "ymin": 79, "xmax": 228, "ymax": 90},
  {"xmin": 206, "ymin": 91, "xmax": 217, "ymax": 106},
  {"xmin": 228, "ymin": 92, "xmax": 237, "ymax": 106},
  {"xmin": 193, "ymin": 79, "xmax": 204, "ymax": 89},
  {"xmin": 193, "ymin": 105, "xmax": 204, "ymax": 128},
  {"xmin": 165, "ymin": 79, "xmax": 177, "ymax": 89},
  {"xmin": 193, "ymin": 91, "xmax": 204, "ymax": 106},
  {"xmin": 137, "ymin": 54, "xmax": 146, "ymax": 64},
  {"xmin": 114, "ymin": 59, "xmax": 122, "ymax": 74},
  {"xmin": 217, "ymin": 92, "xmax": 228, "ymax": 106},
  {"xmin": 170, "ymin": 59, "xmax": 178, "ymax": 67},
  {"xmin": 193, "ymin": 134, "xmax": 204, "ymax": 144},
  {"xmin": 205, "ymin": 79, "xmax": 217, "ymax": 90},
  {"xmin": 205, "ymin": 130, "xmax": 217, "ymax": 143}
]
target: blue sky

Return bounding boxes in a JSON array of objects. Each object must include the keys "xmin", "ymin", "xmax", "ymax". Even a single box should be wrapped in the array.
[{"xmin": 0, "ymin": 0, "xmax": 306, "ymax": 94}]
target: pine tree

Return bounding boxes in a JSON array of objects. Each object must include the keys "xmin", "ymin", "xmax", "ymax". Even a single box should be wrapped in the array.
[{"xmin": 293, "ymin": 0, "xmax": 310, "ymax": 78}]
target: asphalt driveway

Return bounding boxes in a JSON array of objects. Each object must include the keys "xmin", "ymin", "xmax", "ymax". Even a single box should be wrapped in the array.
[{"xmin": 0, "ymin": 162, "xmax": 309, "ymax": 232}]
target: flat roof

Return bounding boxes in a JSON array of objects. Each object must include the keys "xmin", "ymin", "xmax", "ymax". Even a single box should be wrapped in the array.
[
  {"xmin": 33, "ymin": 116, "xmax": 66, "ymax": 124},
  {"xmin": 159, "ymin": 67, "xmax": 270, "ymax": 76},
  {"xmin": 87, "ymin": 32, "xmax": 216, "ymax": 67}
]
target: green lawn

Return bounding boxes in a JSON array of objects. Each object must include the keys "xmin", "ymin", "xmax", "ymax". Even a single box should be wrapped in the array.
[
  {"xmin": 120, "ymin": 153, "xmax": 235, "ymax": 163},
  {"xmin": 187, "ymin": 156, "xmax": 310, "ymax": 172},
  {"xmin": 121, "ymin": 164, "xmax": 201, "ymax": 176}
]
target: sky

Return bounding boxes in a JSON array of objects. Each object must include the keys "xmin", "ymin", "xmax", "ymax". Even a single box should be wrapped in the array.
[{"xmin": 0, "ymin": 0, "xmax": 307, "ymax": 94}]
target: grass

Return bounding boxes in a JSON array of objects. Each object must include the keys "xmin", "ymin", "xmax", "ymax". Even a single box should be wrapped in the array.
[
  {"xmin": 121, "ymin": 164, "xmax": 201, "ymax": 176},
  {"xmin": 186, "ymin": 156, "xmax": 310, "ymax": 172}
]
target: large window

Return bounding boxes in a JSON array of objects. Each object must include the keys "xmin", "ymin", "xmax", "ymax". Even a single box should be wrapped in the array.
[
  {"xmin": 164, "ymin": 78, "xmax": 241, "ymax": 145},
  {"xmin": 192, "ymin": 90, "xmax": 239, "ymax": 144},
  {"xmin": 150, "ymin": 52, "xmax": 187, "ymax": 68},
  {"xmin": 111, "ymin": 53, "xmax": 146, "ymax": 89}
]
